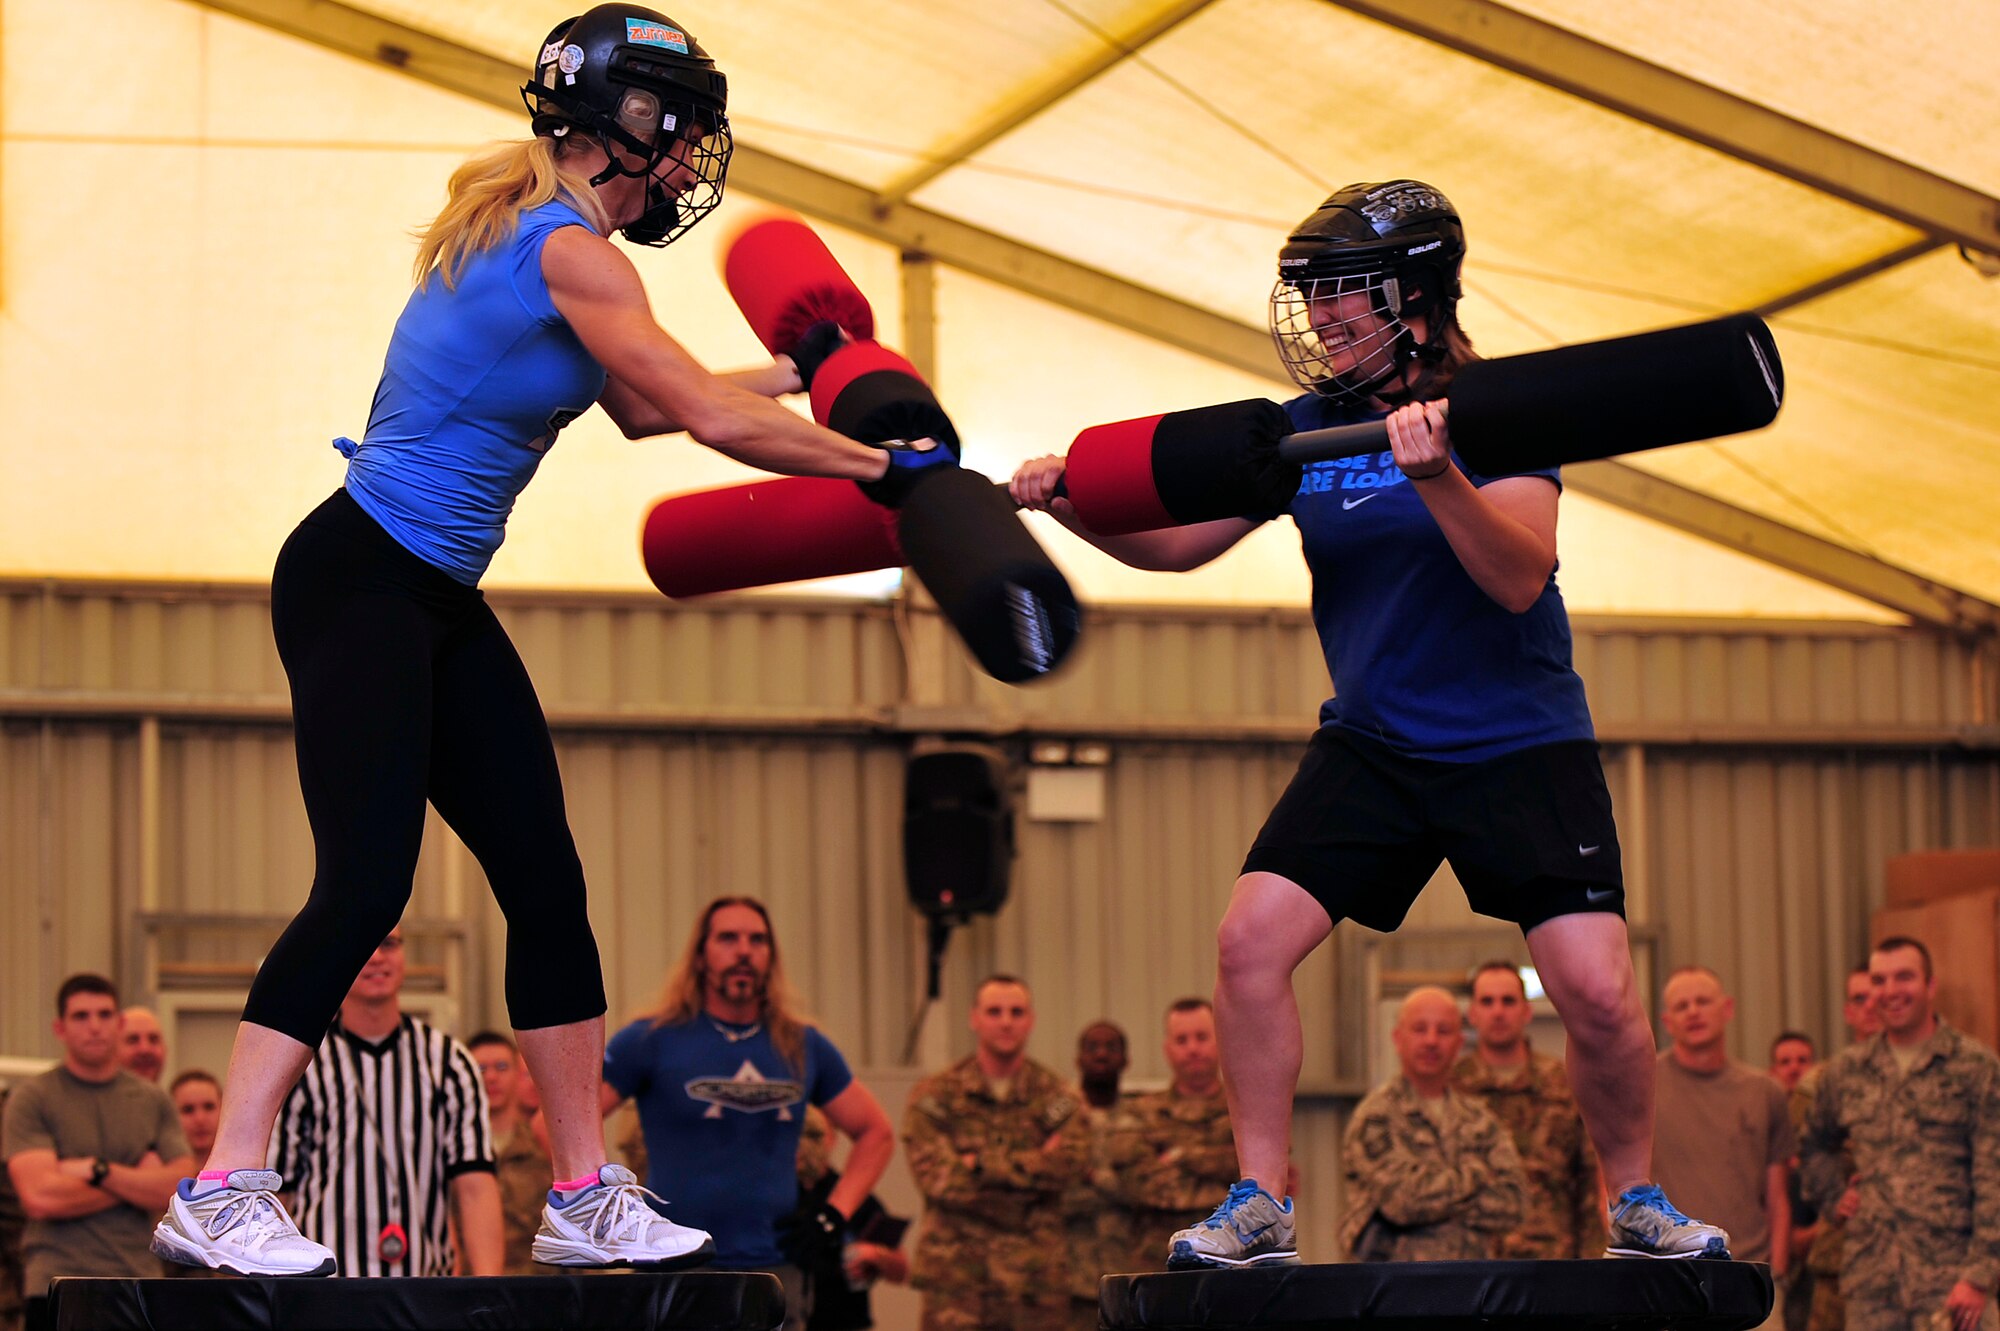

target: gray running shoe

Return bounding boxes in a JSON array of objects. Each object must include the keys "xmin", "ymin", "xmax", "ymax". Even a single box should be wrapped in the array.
[
  {"xmin": 151, "ymin": 1169, "xmax": 337, "ymax": 1276},
  {"xmin": 1167, "ymin": 1179, "xmax": 1300, "ymax": 1269},
  {"xmin": 531, "ymin": 1164, "xmax": 715, "ymax": 1269},
  {"xmin": 1606, "ymin": 1184, "xmax": 1732, "ymax": 1259}
]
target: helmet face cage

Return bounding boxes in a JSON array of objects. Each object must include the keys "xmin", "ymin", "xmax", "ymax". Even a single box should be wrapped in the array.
[
  {"xmin": 522, "ymin": 7, "xmax": 733, "ymax": 247},
  {"xmin": 1270, "ymin": 180, "xmax": 1464, "ymax": 403},
  {"xmin": 1270, "ymin": 269, "xmax": 1422, "ymax": 405}
]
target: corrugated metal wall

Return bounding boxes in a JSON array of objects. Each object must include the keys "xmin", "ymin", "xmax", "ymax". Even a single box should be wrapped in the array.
[{"xmin": 4, "ymin": 577, "xmax": 1998, "ymax": 1262}]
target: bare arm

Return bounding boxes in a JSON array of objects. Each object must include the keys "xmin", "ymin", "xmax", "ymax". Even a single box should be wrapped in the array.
[
  {"xmin": 100, "ymin": 1149, "xmax": 192, "ymax": 1214},
  {"xmin": 597, "ymin": 361, "xmax": 804, "ymax": 440},
  {"xmin": 450, "ymin": 1171, "xmax": 506, "ymax": 1277},
  {"xmin": 541, "ymin": 227, "xmax": 888, "ymax": 481},
  {"xmin": 1009, "ymin": 454, "xmax": 1261, "ymax": 571},
  {"xmin": 819, "ymin": 1081, "xmax": 895, "ymax": 1222},
  {"xmin": 1387, "ymin": 402, "xmax": 1558, "ymax": 613},
  {"xmin": 7, "ymin": 1151, "xmax": 120, "ymax": 1221}
]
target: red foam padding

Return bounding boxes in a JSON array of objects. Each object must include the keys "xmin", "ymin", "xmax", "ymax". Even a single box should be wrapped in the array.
[
  {"xmin": 641, "ymin": 478, "xmax": 903, "ymax": 598},
  {"xmin": 808, "ymin": 340, "xmax": 924, "ymax": 427},
  {"xmin": 1063, "ymin": 415, "xmax": 1174, "ymax": 535},
  {"xmin": 721, "ymin": 215, "xmax": 876, "ymax": 356}
]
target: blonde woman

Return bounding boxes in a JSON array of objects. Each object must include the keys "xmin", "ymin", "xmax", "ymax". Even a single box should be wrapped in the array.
[{"xmin": 152, "ymin": 4, "xmax": 923, "ymax": 1278}]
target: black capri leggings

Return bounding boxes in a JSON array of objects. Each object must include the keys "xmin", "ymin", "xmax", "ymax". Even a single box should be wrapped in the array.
[{"xmin": 242, "ymin": 489, "xmax": 605, "ymax": 1044}]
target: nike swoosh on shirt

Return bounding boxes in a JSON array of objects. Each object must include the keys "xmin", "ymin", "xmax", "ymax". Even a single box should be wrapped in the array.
[{"xmin": 1342, "ymin": 495, "xmax": 1379, "ymax": 510}]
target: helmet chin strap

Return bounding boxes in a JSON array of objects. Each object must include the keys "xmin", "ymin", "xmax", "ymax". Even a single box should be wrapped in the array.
[{"xmin": 1368, "ymin": 306, "xmax": 1456, "ymax": 406}]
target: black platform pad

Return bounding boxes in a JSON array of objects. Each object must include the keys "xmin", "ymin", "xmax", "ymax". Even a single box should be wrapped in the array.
[
  {"xmin": 1100, "ymin": 1260, "xmax": 1773, "ymax": 1331},
  {"xmin": 49, "ymin": 1270, "xmax": 785, "ymax": 1331}
]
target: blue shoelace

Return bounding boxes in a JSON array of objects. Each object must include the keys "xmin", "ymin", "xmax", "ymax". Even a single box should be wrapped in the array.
[
  {"xmin": 1200, "ymin": 1180, "xmax": 1264, "ymax": 1229},
  {"xmin": 1618, "ymin": 1184, "xmax": 1692, "ymax": 1226}
]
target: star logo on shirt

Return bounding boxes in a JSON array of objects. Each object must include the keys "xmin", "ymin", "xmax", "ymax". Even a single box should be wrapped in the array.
[{"xmin": 684, "ymin": 1060, "xmax": 805, "ymax": 1120}]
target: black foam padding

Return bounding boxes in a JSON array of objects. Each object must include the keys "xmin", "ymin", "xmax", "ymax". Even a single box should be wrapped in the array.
[
  {"xmin": 825, "ymin": 369, "xmax": 962, "ymax": 456},
  {"xmin": 1100, "ymin": 1260, "xmax": 1773, "ymax": 1331},
  {"xmin": 1448, "ymin": 313, "xmax": 1784, "ymax": 475},
  {"xmin": 48, "ymin": 1271, "xmax": 785, "ymax": 1331},
  {"xmin": 895, "ymin": 467, "xmax": 1081, "ymax": 684},
  {"xmin": 1150, "ymin": 399, "xmax": 1299, "ymax": 524}
]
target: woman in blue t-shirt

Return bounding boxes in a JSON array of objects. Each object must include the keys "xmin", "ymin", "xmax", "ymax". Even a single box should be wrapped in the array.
[
  {"xmin": 152, "ymin": 4, "xmax": 943, "ymax": 1281},
  {"xmin": 1011, "ymin": 180, "xmax": 1727, "ymax": 1270}
]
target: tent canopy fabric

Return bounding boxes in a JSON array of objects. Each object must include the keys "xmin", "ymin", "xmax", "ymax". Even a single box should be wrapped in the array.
[{"xmin": 3, "ymin": 0, "xmax": 1993, "ymax": 625}]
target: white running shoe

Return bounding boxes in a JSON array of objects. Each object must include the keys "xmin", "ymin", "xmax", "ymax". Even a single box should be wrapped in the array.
[
  {"xmin": 1606, "ymin": 1183, "xmax": 1732, "ymax": 1259},
  {"xmin": 530, "ymin": 1164, "xmax": 715, "ymax": 1269},
  {"xmin": 151, "ymin": 1169, "xmax": 337, "ymax": 1277}
]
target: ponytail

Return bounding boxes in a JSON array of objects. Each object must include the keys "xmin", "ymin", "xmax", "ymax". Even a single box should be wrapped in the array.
[{"xmin": 412, "ymin": 136, "xmax": 610, "ymax": 289}]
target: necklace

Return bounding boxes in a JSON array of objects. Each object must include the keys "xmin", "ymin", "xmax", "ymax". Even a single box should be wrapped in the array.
[{"xmin": 709, "ymin": 1016, "xmax": 764, "ymax": 1043}]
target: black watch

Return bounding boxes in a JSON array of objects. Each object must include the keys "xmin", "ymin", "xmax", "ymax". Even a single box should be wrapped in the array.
[{"xmin": 88, "ymin": 1157, "xmax": 110, "ymax": 1187}]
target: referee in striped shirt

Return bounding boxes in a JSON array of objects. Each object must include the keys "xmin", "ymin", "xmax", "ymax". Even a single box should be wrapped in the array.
[{"xmin": 271, "ymin": 926, "xmax": 502, "ymax": 1277}]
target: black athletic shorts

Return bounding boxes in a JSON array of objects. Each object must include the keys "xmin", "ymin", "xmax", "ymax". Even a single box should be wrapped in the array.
[{"xmin": 1241, "ymin": 726, "xmax": 1624, "ymax": 932}]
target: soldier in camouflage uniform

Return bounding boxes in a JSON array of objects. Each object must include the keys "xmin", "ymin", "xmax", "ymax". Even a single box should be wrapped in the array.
[
  {"xmin": 1796, "ymin": 968, "xmax": 1886, "ymax": 1331},
  {"xmin": 1341, "ymin": 988, "xmax": 1525, "ymax": 1261},
  {"xmin": 469, "ymin": 1033, "xmax": 553, "ymax": 1275},
  {"xmin": 1100, "ymin": 1000, "xmax": 1237, "ymax": 1272},
  {"xmin": 1772, "ymin": 1030, "xmax": 1820, "ymax": 1331},
  {"xmin": 1800, "ymin": 939, "xmax": 1999, "ymax": 1331},
  {"xmin": 905, "ymin": 976, "xmax": 1086, "ymax": 1331},
  {"xmin": 1451, "ymin": 961, "xmax": 1603, "ymax": 1259},
  {"xmin": 1060, "ymin": 1023, "xmax": 1133, "ymax": 1331}
]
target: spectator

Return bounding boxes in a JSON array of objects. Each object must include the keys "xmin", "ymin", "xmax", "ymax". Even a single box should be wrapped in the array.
[
  {"xmin": 3, "ymin": 975, "xmax": 189, "ymax": 1331},
  {"xmin": 269, "ymin": 927, "xmax": 501, "ymax": 1278},
  {"xmin": 1770, "ymin": 1031, "xmax": 1821, "ymax": 1331},
  {"xmin": 1842, "ymin": 966, "xmax": 1884, "ymax": 1046},
  {"xmin": 905, "ymin": 975, "xmax": 1084, "ymax": 1331},
  {"xmin": 1061, "ymin": 1021, "xmax": 1132, "ymax": 1331},
  {"xmin": 467, "ymin": 1032, "xmax": 550, "ymax": 1276},
  {"xmin": 0, "ymin": 1089, "xmax": 26, "ymax": 1331},
  {"xmin": 117, "ymin": 1010, "xmax": 167, "ymax": 1085},
  {"xmin": 602, "ymin": 898, "xmax": 894, "ymax": 1331},
  {"xmin": 1451, "ymin": 960, "xmax": 1604, "ymax": 1258},
  {"xmin": 1801, "ymin": 937, "xmax": 1999, "ymax": 1331},
  {"xmin": 1799, "ymin": 967, "xmax": 1890, "ymax": 1331},
  {"xmin": 1339, "ymin": 987, "xmax": 1524, "ymax": 1261},
  {"xmin": 1102, "ymin": 999, "xmax": 1237, "ymax": 1272},
  {"xmin": 1074, "ymin": 1023, "xmax": 1128, "ymax": 1112},
  {"xmin": 797, "ymin": 1103, "xmax": 909, "ymax": 1331},
  {"xmin": 167, "ymin": 1073, "xmax": 220, "ymax": 1175},
  {"xmin": 1652, "ymin": 966, "xmax": 1793, "ymax": 1275},
  {"xmin": 1772, "ymin": 1033, "xmax": 1817, "ymax": 1093}
]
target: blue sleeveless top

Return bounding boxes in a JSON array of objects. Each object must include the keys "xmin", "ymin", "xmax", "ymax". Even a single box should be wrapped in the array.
[
  {"xmin": 337, "ymin": 200, "xmax": 607, "ymax": 585},
  {"xmin": 1282, "ymin": 392, "xmax": 1596, "ymax": 762}
]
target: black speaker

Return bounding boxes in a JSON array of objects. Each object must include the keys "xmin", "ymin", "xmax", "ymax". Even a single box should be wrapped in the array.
[{"xmin": 903, "ymin": 747, "xmax": 1013, "ymax": 919}]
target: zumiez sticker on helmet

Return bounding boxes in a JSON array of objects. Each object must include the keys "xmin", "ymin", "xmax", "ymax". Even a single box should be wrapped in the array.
[{"xmin": 625, "ymin": 18, "xmax": 689, "ymax": 53}]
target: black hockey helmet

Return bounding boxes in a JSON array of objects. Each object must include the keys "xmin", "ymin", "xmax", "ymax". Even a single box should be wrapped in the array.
[
  {"xmin": 1269, "ymin": 180, "xmax": 1465, "ymax": 404},
  {"xmin": 522, "ymin": 5, "xmax": 732, "ymax": 246}
]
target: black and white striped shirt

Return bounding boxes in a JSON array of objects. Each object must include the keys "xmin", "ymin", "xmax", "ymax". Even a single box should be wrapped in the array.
[{"xmin": 271, "ymin": 1015, "xmax": 494, "ymax": 1277}]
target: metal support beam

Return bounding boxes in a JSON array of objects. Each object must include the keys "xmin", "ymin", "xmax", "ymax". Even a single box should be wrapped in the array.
[
  {"xmin": 1567, "ymin": 459, "xmax": 2000, "ymax": 634},
  {"xmin": 870, "ymin": 0, "xmax": 1219, "ymax": 212},
  {"xmin": 1323, "ymin": 0, "xmax": 2000, "ymax": 253},
  {"xmin": 1754, "ymin": 238, "xmax": 1945, "ymax": 318},
  {"xmin": 183, "ymin": 0, "xmax": 1280, "ymax": 380}
]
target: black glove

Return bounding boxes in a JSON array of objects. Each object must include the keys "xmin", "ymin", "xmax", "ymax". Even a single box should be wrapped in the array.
[
  {"xmin": 855, "ymin": 439, "xmax": 958, "ymax": 507},
  {"xmin": 777, "ymin": 1199, "xmax": 847, "ymax": 1263},
  {"xmin": 787, "ymin": 320, "xmax": 847, "ymax": 392}
]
